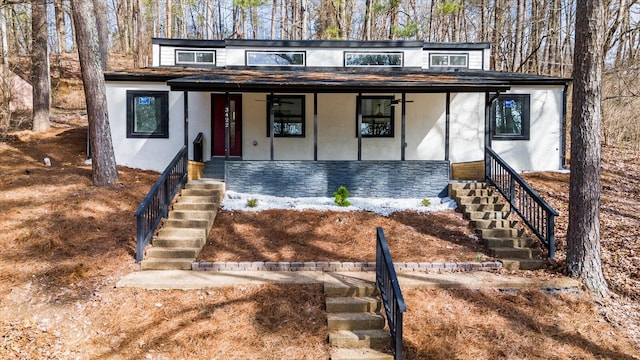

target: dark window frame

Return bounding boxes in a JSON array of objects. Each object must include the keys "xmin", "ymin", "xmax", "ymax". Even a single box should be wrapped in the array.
[
  {"xmin": 344, "ymin": 51, "xmax": 404, "ymax": 67},
  {"xmin": 491, "ymin": 94, "xmax": 531, "ymax": 141},
  {"xmin": 246, "ymin": 50, "xmax": 306, "ymax": 67},
  {"xmin": 266, "ymin": 95, "xmax": 306, "ymax": 137},
  {"xmin": 126, "ymin": 90, "xmax": 169, "ymax": 139},
  {"xmin": 356, "ymin": 96, "xmax": 395, "ymax": 138}
]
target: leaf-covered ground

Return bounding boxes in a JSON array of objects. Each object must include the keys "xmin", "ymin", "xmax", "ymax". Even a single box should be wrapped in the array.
[{"xmin": 1, "ymin": 119, "xmax": 639, "ymax": 359}]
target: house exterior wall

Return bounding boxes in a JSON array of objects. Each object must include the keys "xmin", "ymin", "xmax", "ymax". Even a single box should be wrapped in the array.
[
  {"xmin": 105, "ymin": 83, "xmax": 564, "ymax": 174},
  {"xmin": 105, "ymin": 82, "xmax": 185, "ymax": 172},
  {"xmin": 448, "ymin": 86, "xmax": 564, "ymax": 171}
]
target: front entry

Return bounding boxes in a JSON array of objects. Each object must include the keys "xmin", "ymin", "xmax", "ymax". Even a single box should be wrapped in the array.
[{"xmin": 212, "ymin": 94, "xmax": 242, "ymax": 157}]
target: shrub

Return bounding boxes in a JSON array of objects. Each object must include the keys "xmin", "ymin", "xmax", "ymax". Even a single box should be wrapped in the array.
[
  {"xmin": 246, "ymin": 198, "xmax": 258, "ymax": 208},
  {"xmin": 333, "ymin": 186, "xmax": 351, "ymax": 207},
  {"xmin": 421, "ymin": 198, "xmax": 431, "ymax": 207}
]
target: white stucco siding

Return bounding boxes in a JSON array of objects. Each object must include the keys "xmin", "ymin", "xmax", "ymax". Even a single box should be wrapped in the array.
[
  {"xmin": 225, "ymin": 48, "xmax": 422, "ymax": 67},
  {"xmin": 187, "ymin": 92, "xmax": 212, "ymax": 161},
  {"xmin": 406, "ymin": 93, "xmax": 446, "ymax": 160},
  {"xmin": 491, "ymin": 86, "xmax": 564, "ymax": 171},
  {"xmin": 449, "ymin": 92, "xmax": 486, "ymax": 164},
  {"xmin": 106, "ymin": 82, "xmax": 184, "ymax": 172}
]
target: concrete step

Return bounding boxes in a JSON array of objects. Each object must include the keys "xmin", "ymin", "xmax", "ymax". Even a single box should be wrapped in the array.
[
  {"xmin": 483, "ymin": 236, "xmax": 536, "ymax": 248},
  {"xmin": 172, "ymin": 202, "xmax": 218, "ymax": 211},
  {"xmin": 157, "ymin": 228, "xmax": 206, "ymax": 239},
  {"xmin": 329, "ymin": 330, "xmax": 390, "ymax": 350},
  {"xmin": 181, "ymin": 188, "xmax": 222, "ymax": 198},
  {"xmin": 456, "ymin": 196, "xmax": 503, "ymax": 205},
  {"xmin": 472, "ymin": 219, "xmax": 519, "ymax": 229},
  {"xmin": 449, "ymin": 182, "xmax": 488, "ymax": 191},
  {"xmin": 169, "ymin": 210, "xmax": 217, "ymax": 224},
  {"xmin": 177, "ymin": 195, "xmax": 219, "ymax": 204},
  {"xmin": 185, "ymin": 181, "xmax": 225, "ymax": 190},
  {"xmin": 163, "ymin": 219, "xmax": 211, "ymax": 233},
  {"xmin": 453, "ymin": 189, "xmax": 495, "ymax": 197},
  {"xmin": 327, "ymin": 313, "xmax": 385, "ymax": 331},
  {"xmin": 477, "ymin": 227, "xmax": 525, "ymax": 239},
  {"xmin": 153, "ymin": 237, "xmax": 205, "ymax": 248},
  {"xmin": 325, "ymin": 284, "xmax": 378, "ymax": 298},
  {"xmin": 460, "ymin": 202, "xmax": 506, "ymax": 212},
  {"xmin": 145, "ymin": 247, "xmax": 200, "ymax": 259},
  {"xmin": 500, "ymin": 258, "xmax": 548, "ymax": 270},
  {"xmin": 489, "ymin": 247, "xmax": 542, "ymax": 259},
  {"xmin": 140, "ymin": 258, "xmax": 193, "ymax": 270},
  {"xmin": 465, "ymin": 210, "xmax": 510, "ymax": 220},
  {"xmin": 330, "ymin": 348, "xmax": 393, "ymax": 360},
  {"xmin": 326, "ymin": 297, "xmax": 381, "ymax": 314}
]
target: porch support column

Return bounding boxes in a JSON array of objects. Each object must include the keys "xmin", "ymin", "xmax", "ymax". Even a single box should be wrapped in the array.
[
  {"xmin": 313, "ymin": 93, "xmax": 318, "ymax": 161},
  {"xmin": 183, "ymin": 91, "xmax": 189, "ymax": 149},
  {"xmin": 224, "ymin": 92, "xmax": 230, "ymax": 160},
  {"xmin": 269, "ymin": 93, "xmax": 275, "ymax": 161},
  {"xmin": 357, "ymin": 93, "xmax": 362, "ymax": 161},
  {"xmin": 484, "ymin": 91, "xmax": 500, "ymax": 178},
  {"xmin": 445, "ymin": 92, "xmax": 450, "ymax": 161},
  {"xmin": 401, "ymin": 92, "xmax": 406, "ymax": 161}
]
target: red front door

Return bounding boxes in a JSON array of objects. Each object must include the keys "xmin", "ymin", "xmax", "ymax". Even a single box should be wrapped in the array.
[{"xmin": 212, "ymin": 94, "xmax": 242, "ymax": 157}]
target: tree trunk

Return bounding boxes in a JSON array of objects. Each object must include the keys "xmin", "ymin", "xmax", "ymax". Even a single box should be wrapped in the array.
[
  {"xmin": 31, "ymin": 0, "xmax": 50, "ymax": 133},
  {"xmin": 54, "ymin": 0, "xmax": 67, "ymax": 54},
  {"xmin": 567, "ymin": 0, "xmax": 608, "ymax": 297},
  {"xmin": 93, "ymin": 0, "xmax": 110, "ymax": 70},
  {"xmin": 70, "ymin": 0, "xmax": 119, "ymax": 186}
]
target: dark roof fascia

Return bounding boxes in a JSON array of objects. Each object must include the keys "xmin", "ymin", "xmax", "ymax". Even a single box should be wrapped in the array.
[
  {"xmin": 478, "ymin": 71, "xmax": 572, "ymax": 86},
  {"xmin": 225, "ymin": 39, "xmax": 425, "ymax": 48},
  {"xmin": 423, "ymin": 42, "xmax": 491, "ymax": 50},
  {"xmin": 104, "ymin": 69, "xmax": 200, "ymax": 82},
  {"xmin": 152, "ymin": 37, "xmax": 225, "ymax": 48}
]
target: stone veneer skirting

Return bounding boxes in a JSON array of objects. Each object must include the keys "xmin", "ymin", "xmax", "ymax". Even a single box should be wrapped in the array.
[
  {"xmin": 192, "ymin": 261, "xmax": 503, "ymax": 272},
  {"xmin": 225, "ymin": 160, "xmax": 450, "ymax": 198}
]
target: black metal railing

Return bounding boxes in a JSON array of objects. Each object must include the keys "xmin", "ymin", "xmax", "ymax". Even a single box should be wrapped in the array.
[
  {"xmin": 193, "ymin": 132, "xmax": 204, "ymax": 162},
  {"xmin": 134, "ymin": 146, "xmax": 188, "ymax": 262},
  {"xmin": 376, "ymin": 227, "xmax": 407, "ymax": 360},
  {"xmin": 485, "ymin": 146, "xmax": 559, "ymax": 258}
]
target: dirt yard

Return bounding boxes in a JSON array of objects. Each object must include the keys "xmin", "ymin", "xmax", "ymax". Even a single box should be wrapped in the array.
[{"xmin": 1, "ymin": 119, "xmax": 639, "ymax": 359}]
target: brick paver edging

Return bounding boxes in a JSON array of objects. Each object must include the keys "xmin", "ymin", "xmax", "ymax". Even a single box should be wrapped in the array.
[{"xmin": 192, "ymin": 261, "xmax": 503, "ymax": 272}]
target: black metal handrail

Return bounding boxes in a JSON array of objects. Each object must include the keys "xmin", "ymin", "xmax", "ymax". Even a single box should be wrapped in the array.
[
  {"xmin": 485, "ymin": 146, "xmax": 559, "ymax": 258},
  {"xmin": 376, "ymin": 227, "xmax": 407, "ymax": 360},
  {"xmin": 134, "ymin": 146, "xmax": 188, "ymax": 262},
  {"xmin": 193, "ymin": 132, "xmax": 204, "ymax": 162}
]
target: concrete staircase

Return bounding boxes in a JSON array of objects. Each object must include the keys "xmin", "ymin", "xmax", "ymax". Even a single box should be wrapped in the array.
[
  {"xmin": 449, "ymin": 182, "xmax": 547, "ymax": 270},
  {"xmin": 325, "ymin": 277, "xmax": 393, "ymax": 360},
  {"xmin": 140, "ymin": 180, "xmax": 224, "ymax": 270}
]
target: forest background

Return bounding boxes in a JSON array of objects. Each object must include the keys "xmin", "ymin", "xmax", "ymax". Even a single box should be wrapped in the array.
[{"xmin": 0, "ymin": 0, "xmax": 640, "ymax": 149}]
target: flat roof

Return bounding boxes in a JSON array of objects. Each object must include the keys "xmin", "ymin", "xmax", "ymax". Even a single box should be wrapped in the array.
[{"xmin": 105, "ymin": 68, "xmax": 570, "ymax": 93}]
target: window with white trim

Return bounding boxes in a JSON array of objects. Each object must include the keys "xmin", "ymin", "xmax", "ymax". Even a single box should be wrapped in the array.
[
  {"xmin": 429, "ymin": 53, "xmax": 468, "ymax": 68},
  {"xmin": 247, "ymin": 51, "xmax": 305, "ymax": 66},
  {"xmin": 491, "ymin": 94, "xmax": 530, "ymax": 140},
  {"xmin": 175, "ymin": 50, "xmax": 215, "ymax": 65},
  {"xmin": 345, "ymin": 52, "xmax": 403, "ymax": 67},
  {"xmin": 357, "ymin": 96, "xmax": 394, "ymax": 137}
]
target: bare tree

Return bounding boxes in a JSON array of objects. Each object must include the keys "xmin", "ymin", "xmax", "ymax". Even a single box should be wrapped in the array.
[
  {"xmin": 93, "ymin": 0, "xmax": 109, "ymax": 70},
  {"xmin": 70, "ymin": 0, "xmax": 119, "ymax": 186},
  {"xmin": 31, "ymin": 0, "xmax": 50, "ymax": 133},
  {"xmin": 567, "ymin": 0, "xmax": 609, "ymax": 297}
]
